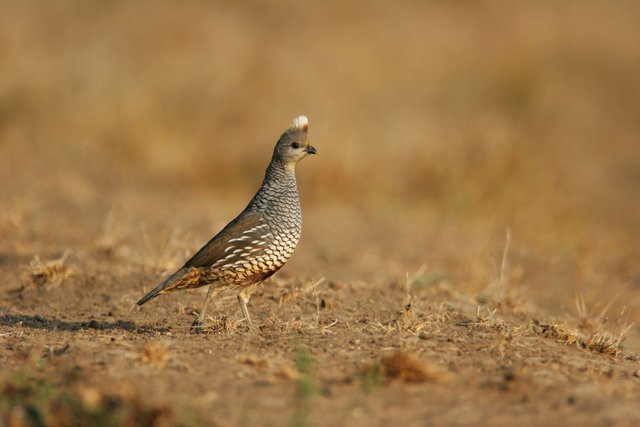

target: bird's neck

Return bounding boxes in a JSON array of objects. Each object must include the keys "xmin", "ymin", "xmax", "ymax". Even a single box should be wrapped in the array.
[
  {"xmin": 246, "ymin": 158, "xmax": 298, "ymax": 215},
  {"xmin": 264, "ymin": 157, "xmax": 297, "ymax": 186},
  {"xmin": 244, "ymin": 157, "xmax": 301, "ymax": 224}
]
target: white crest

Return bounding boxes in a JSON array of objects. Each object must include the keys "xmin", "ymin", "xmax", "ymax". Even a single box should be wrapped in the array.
[{"xmin": 292, "ymin": 115, "xmax": 308, "ymax": 130}]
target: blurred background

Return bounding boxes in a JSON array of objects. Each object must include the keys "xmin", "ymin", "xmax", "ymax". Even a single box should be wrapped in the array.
[{"xmin": 1, "ymin": 1, "xmax": 639, "ymax": 344}]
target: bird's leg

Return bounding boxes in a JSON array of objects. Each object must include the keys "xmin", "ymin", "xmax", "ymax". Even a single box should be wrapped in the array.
[
  {"xmin": 237, "ymin": 283, "xmax": 259, "ymax": 330},
  {"xmin": 191, "ymin": 286, "xmax": 215, "ymax": 332}
]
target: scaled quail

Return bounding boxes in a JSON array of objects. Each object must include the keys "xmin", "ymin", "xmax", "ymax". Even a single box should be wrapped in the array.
[{"xmin": 137, "ymin": 116, "xmax": 316, "ymax": 329}]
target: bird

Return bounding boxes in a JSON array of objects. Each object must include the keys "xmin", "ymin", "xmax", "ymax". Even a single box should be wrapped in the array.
[{"xmin": 136, "ymin": 115, "xmax": 317, "ymax": 330}]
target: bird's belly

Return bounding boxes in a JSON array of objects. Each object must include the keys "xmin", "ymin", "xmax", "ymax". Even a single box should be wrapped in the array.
[
  {"xmin": 196, "ymin": 222, "xmax": 301, "ymax": 290},
  {"xmin": 246, "ymin": 232, "xmax": 299, "ymax": 274},
  {"xmin": 205, "ymin": 232, "xmax": 299, "ymax": 287}
]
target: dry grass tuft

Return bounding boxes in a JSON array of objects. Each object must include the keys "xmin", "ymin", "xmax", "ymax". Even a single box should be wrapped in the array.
[
  {"xmin": 21, "ymin": 251, "xmax": 73, "ymax": 290},
  {"xmin": 394, "ymin": 302, "xmax": 418, "ymax": 331},
  {"xmin": 485, "ymin": 229, "xmax": 527, "ymax": 313},
  {"xmin": 572, "ymin": 290, "xmax": 635, "ymax": 357},
  {"xmin": 532, "ymin": 315, "xmax": 634, "ymax": 358},
  {"xmin": 363, "ymin": 350, "xmax": 443, "ymax": 386},
  {"xmin": 200, "ymin": 313, "xmax": 238, "ymax": 335},
  {"xmin": 391, "ymin": 267, "xmax": 454, "ymax": 335},
  {"xmin": 381, "ymin": 351, "xmax": 440, "ymax": 383},
  {"xmin": 391, "ymin": 299, "xmax": 453, "ymax": 337},
  {"xmin": 279, "ymin": 288, "xmax": 300, "ymax": 305},
  {"xmin": 583, "ymin": 307, "xmax": 634, "ymax": 357},
  {"xmin": 139, "ymin": 342, "xmax": 170, "ymax": 368}
]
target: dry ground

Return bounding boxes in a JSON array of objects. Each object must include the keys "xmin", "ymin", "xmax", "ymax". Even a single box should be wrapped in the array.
[{"xmin": 1, "ymin": 1, "xmax": 640, "ymax": 426}]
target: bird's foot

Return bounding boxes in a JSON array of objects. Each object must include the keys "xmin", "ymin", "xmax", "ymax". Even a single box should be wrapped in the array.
[
  {"xmin": 190, "ymin": 317, "xmax": 207, "ymax": 334},
  {"xmin": 238, "ymin": 316, "xmax": 257, "ymax": 334}
]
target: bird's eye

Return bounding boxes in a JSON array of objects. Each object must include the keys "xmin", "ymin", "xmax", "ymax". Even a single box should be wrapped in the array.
[{"xmin": 291, "ymin": 142, "xmax": 300, "ymax": 149}]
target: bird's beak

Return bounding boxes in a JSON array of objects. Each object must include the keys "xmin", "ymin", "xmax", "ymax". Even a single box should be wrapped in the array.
[{"xmin": 305, "ymin": 145, "xmax": 317, "ymax": 155}]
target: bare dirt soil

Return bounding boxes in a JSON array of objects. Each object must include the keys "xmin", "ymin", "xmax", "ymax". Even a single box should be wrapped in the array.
[{"xmin": 1, "ymin": 2, "xmax": 640, "ymax": 426}]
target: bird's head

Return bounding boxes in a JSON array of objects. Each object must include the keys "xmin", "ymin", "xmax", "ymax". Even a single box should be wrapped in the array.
[{"xmin": 273, "ymin": 115, "xmax": 317, "ymax": 170}]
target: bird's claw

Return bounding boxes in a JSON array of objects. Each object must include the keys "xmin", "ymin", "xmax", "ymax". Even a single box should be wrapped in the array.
[{"xmin": 190, "ymin": 318, "xmax": 206, "ymax": 334}]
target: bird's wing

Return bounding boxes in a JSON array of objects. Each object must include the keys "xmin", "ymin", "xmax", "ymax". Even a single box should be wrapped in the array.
[
  {"xmin": 136, "ymin": 212, "xmax": 270, "ymax": 306},
  {"xmin": 184, "ymin": 211, "xmax": 271, "ymax": 269}
]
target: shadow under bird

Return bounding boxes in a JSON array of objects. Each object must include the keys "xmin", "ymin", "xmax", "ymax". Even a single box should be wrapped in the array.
[{"xmin": 137, "ymin": 116, "xmax": 317, "ymax": 329}]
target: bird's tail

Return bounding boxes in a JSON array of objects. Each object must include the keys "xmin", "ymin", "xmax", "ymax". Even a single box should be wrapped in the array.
[{"xmin": 137, "ymin": 268, "xmax": 188, "ymax": 306}]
